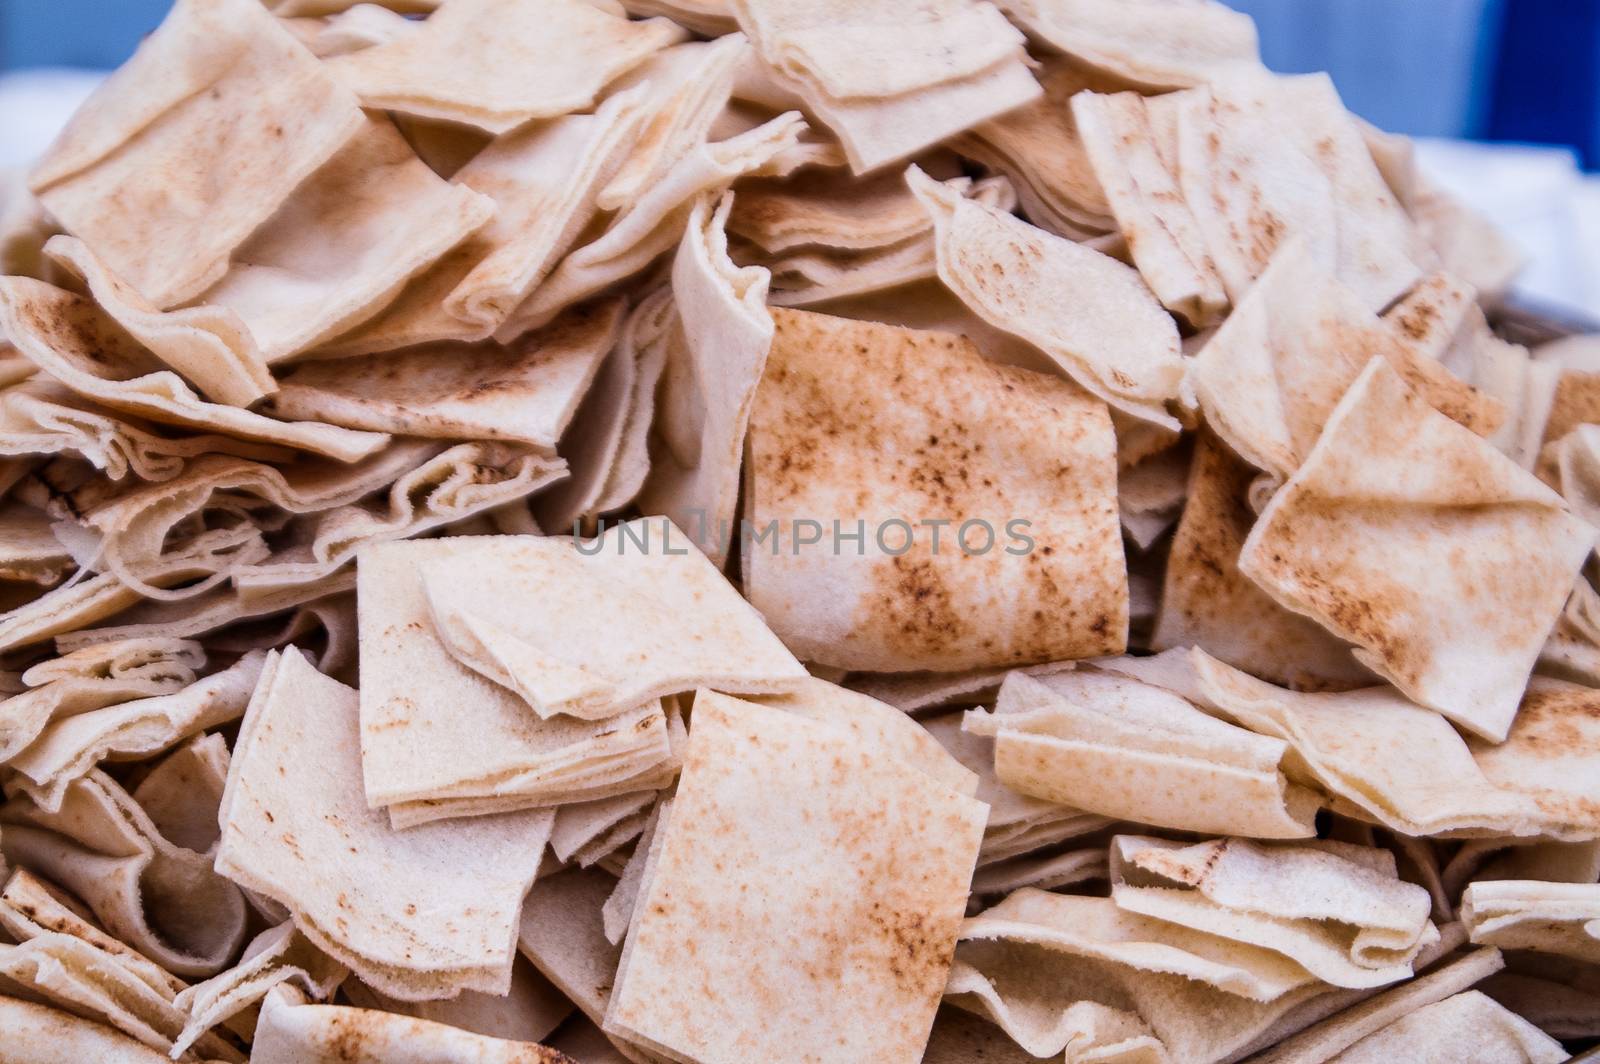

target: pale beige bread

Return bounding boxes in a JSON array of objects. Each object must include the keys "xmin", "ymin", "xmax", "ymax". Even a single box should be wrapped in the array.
[
  {"xmin": 534, "ymin": 291, "xmax": 669, "ymax": 536},
  {"xmin": 1073, "ymin": 88, "xmax": 1228, "ymax": 327},
  {"xmin": 53, "ymin": 574, "xmax": 357, "ymax": 653},
  {"xmin": 730, "ymin": 0, "xmax": 1039, "ymax": 174},
  {"xmin": 1185, "ymin": 239, "xmax": 1503, "ymax": 485},
  {"xmin": 997, "ymin": 0, "xmax": 1262, "ymax": 91},
  {"xmin": 341, "ymin": 957, "xmax": 574, "ymax": 1046},
  {"xmin": 754, "ymin": 174, "xmax": 1015, "ymax": 308},
  {"xmin": 728, "ymin": 157, "xmax": 958, "ymax": 254},
  {"xmin": 1467, "ymin": 678, "xmax": 1600, "ymax": 838},
  {"xmin": 357, "ymin": 538, "xmax": 675, "ymax": 812},
  {"xmin": 0, "ymin": 378, "xmax": 293, "ymax": 483},
  {"xmin": 1379, "ymin": 270, "xmax": 1479, "ymax": 361},
  {"xmin": 190, "ymin": 114, "xmax": 495, "ymax": 363},
  {"xmin": 44, "ymin": 236, "xmax": 276, "ymax": 407},
  {"xmin": 1188, "ymin": 651, "xmax": 1571, "ymax": 838},
  {"xmin": 1321, "ymin": 990, "xmax": 1564, "ymax": 1064},
  {"xmin": 325, "ymin": 86, "xmax": 651, "ymax": 354},
  {"xmin": 922, "ymin": 710, "xmax": 1113, "ymax": 867},
  {"xmin": 28, "ymin": 0, "xmax": 366, "ymax": 307},
  {"xmin": 758, "ymin": 676, "xmax": 978, "ymax": 796},
  {"xmin": 969, "ymin": 847, "xmax": 1108, "ymax": 897},
  {"xmin": 604, "ymin": 691, "xmax": 985, "ymax": 1064},
  {"xmin": 0, "ymin": 636, "xmax": 201, "ymax": 763},
  {"xmin": 922, "ymin": 1006, "xmax": 1062, "ymax": 1064},
  {"xmin": 0, "ymin": 278, "xmax": 389, "ymax": 462},
  {"xmin": 283, "ymin": 4, "xmax": 422, "ymax": 59},
  {"xmin": 1151, "ymin": 433, "xmax": 1376, "ymax": 690},
  {"xmin": 1110, "ymin": 836, "xmax": 1438, "ymax": 989},
  {"xmin": 250, "ymin": 985, "xmax": 577, "ymax": 1063},
  {"xmin": 128, "ymin": 732, "xmax": 231, "ymax": 855},
  {"xmin": 0, "ymin": 767, "xmax": 248, "ymax": 978},
  {"xmin": 600, "ymin": 797, "xmax": 666, "ymax": 945},
  {"xmin": 743, "ymin": 308, "xmax": 1127, "ymax": 671},
  {"xmin": 0, "ymin": 573, "xmax": 148, "ymax": 654},
  {"xmin": 0, "ymin": 867, "xmax": 185, "ymax": 997},
  {"xmin": 1244, "ymin": 947, "xmax": 1508, "ymax": 1064},
  {"xmin": 944, "ymin": 905, "xmax": 1472, "ymax": 1063},
  {"xmin": 0, "ymin": 993, "xmax": 225, "ymax": 1064},
  {"xmin": 951, "ymin": 58, "xmax": 1115, "ymax": 240},
  {"xmin": 418, "ymin": 520, "xmax": 803, "ymax": 720},
  {"xmin": 170, "ymin": 921, "xmax": 348, "ymax": 1058},
  {"xmin": 269, "ymin": 301, "xmax": 620, "ymax": 448},
  {"xmin": 619, "ymin": 0, "xmax": 734, "ymax": 34},
  {"xmin": 496, "ymin": 113, "xmax": 805, "ymax": 338},
  {"xmin": 966, "ymin": 667, "xmax": 1319, "ymax": 838},
  {"xmin": 76, "ymin": 441, "xmax": 565, "ymax": 604},
  {"xmin": 597, "ymin": 35, "xmax": 751, "ymax": 214},
  {"xmin": 1462, "ymin": 880, "xmax": 1600, "ymax": 963},
  {"xmin": 1239, "ymin": 358, "xmax": 1595, "ymax": 741},
  {"xmin": 1117, "ymin": 428, "xmax": 1190, "ymax": 550},
  {"xmin": 328, "ymin": 0, "xmax": 683, "ymax": 134},
  {"xmin": 550, "ymin": 793, "xmax": 658, "ymax": 866},
  {"xmin": 215, "ymin": 649, "xmax": 555, "ymax": 999},
  {"xmin": 0, "ymin": 869, "xmax": 243, "ymax": 1061},
  {"xmin": 637, "ymin": 194, "xmax": 774, "ymax": 568},
  {"xmin": 1174, "ymin": 71, "xmax": 1428, "ymax": 313},
  {"xmin": 846, "ymin": 659, "xmax": 1076, "ymax": 715},
  {"xmin": 910, "ymin": 165, "xmax": 1184, "ymax": 428},
  {"xmin": 5, "ymin": 651, "xmax": 264, "ymax": 814}
]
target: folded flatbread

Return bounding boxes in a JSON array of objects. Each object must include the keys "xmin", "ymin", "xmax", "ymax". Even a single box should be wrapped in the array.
[
  {"xmin": 250, "ymin": 985, "xmax": 576, "ymax": 1063},
  {"xmin": 1152, "ymin": 433, "xmax": 1376, "ymax": 689},
  {"xmin": 1073, "ymin": 88, "xmax": 1227, "ymax": 327},
  {"xmin": 324, "ymin": 86, "xmax": 651, "ymax": 354},
  {"xmin": 269, "ymin": 301, "xmax": 621, "ymax": 448},
  {"xmin": 911, "ymin": 165, "xmax": 1184, "ymax": 428},
  {"xmin": 5, "ymin": 651, "xmax": 264, "ymax": 814},
  {"xmin": 0, "ymin": 278, "xmax": 389, "ymax": 462},
  {"xmin": 194, "ymin": 113, "xmax": 495, "ymax": 363},
  {"xmin": 328, "ymin": 0, "xmax": 684, "ymax": 134},
  {"xmin": 922, "ymin": 713, "xmax": 1114, "ymax": 868},
  {"xmin": 965, "ymin": 666, "xmax": 1319, "ymax": 837},
  {"xmin": 28, "ymin": 0, "xmax": 365, "ymax": 307},
  {"xmin": 743, "ymin": 308, "xmax": 1127, "ymax": 671},
  {"xmin": 216, "ymin": 648, "xmax": 556, "ymax": 999},
  {"xmin": 1110, "ymin": 835, "xmax": 1438, "ymax": 989},
  {"xmin": 1175, "ymin": 71, "xmax": 1428, "ymax": 313},
  {"xmin": 951, "ymin": 58, "xmax": 1114, "ymax": 240},
  {"xmin": 1184, "ymin": 649, "xmax": 1572, "ymax": 840},
  {"xmin": 1462, "ymin": 881, "xmax": 1600, "ymax": 963},
  {"xmin": 418, "ymin": 520, "xmax": 804, "ymax": 719},
  {"xmin": 1467, "ymin": 677, "xmax": 1600, "ymax": 839},
  {"xmin": 45, "ymin": 236, "xmax": 275, "ymax": 406},
  {"xmin": 1319, "ymin": 990, "xmax": 1565, "ymax": 1064},
  {"xmin": 731, "ymin": 0, "xmax": 1039, "ymax": 173},
  {"xmin": 357, "ymin": 538, "xmax": 676, "ymax": 812},
  {"xmin": 0, "ymin": 378, "xmax": 291, "ymax": 482},
  {"xmin": 996, "ymin": 0, "xmax": 1262, "ymax": 91},
  {"xmin": 1238, "ymin": 357, "xmax": 1595, "ymax": 741},
  {"xmin": 0, "ymin": 635, "xmax": 201, "ymax": 763},
  {"xmin": 170, "ymin": 921, "xmax": 348, "ymax": 1058},
  {"xmin": 605, "ymin": 690, "xmax": 986, "ymax": 1064},
  {"xmin": 1186, "ymin": 239, "xmax": 1503, "ymax": 486},
  {"xmin": 1, "ymin": 766, "xmax": 248, "ymax": 978}
]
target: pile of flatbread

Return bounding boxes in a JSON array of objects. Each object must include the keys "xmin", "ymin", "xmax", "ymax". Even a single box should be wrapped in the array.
[{"xmin": 0, "ymin": 0, "xmax": 1595, "ymax": 1061}]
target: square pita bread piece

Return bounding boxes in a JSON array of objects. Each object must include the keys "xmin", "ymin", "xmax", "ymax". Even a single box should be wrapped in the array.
[
  {"xmin": 1239, "ymin": 357, "xmax": 1595, "ymax": 741},
  {"xmin": 604, "ymin": 690, "xmax": 985, "ymax": 1064},
  {"xmin": 743, "ymin": 308, "xmax": 1127, "ymax": 672}
]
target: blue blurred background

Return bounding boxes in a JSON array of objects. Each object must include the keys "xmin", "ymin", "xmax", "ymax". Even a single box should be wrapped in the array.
[{"xmin": 4, "ymin": 0, "xmax": 1599, "ymax": 165}]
